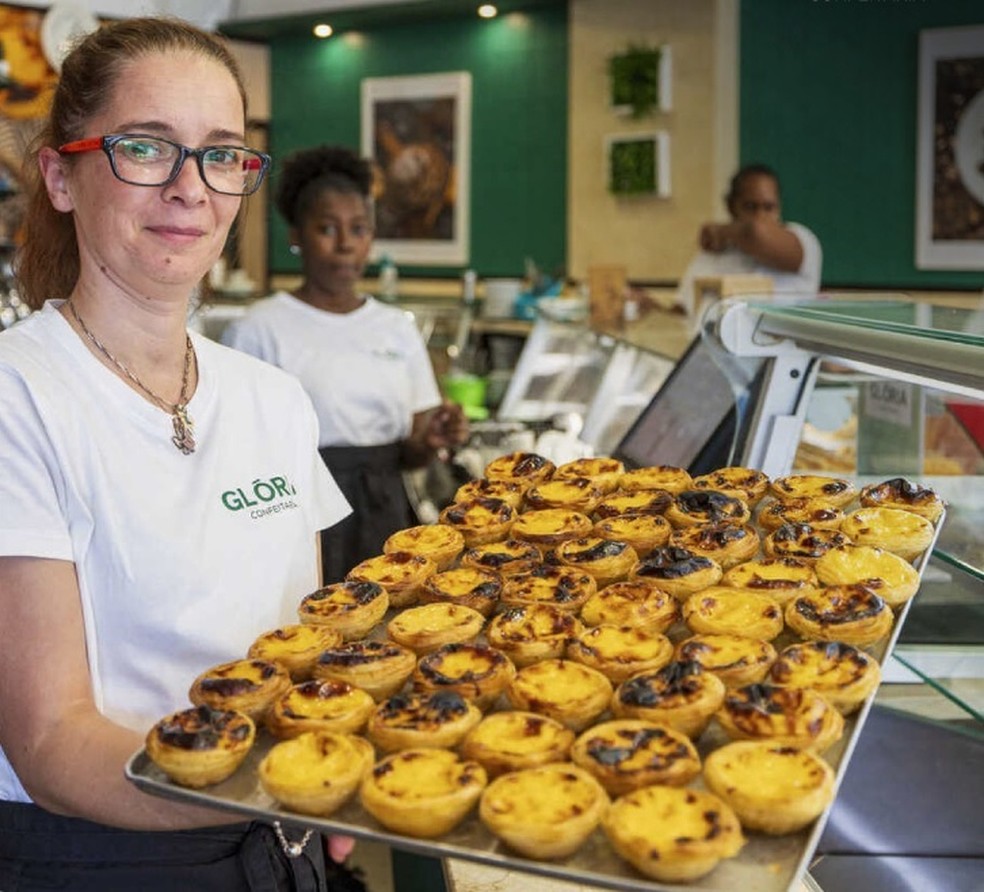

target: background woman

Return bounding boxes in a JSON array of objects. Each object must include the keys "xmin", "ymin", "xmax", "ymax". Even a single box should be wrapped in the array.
[
  {"xmin": 223, "ymin": 144, "xmax": 468, "ymax": 583},
  {"xmin": 0, "ymin": 18, "xmax": 352, "ymax": 890}
]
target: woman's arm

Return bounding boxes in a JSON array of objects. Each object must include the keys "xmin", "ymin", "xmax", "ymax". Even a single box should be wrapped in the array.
[
  {"xmin": 699, "ymin": 218, "xmax": 805, "ymax": 273},
  {"xmin": 0, "ymin": 556, "xmax": 235, "ymax": 830},
  {"xmin": 401, "ymin": 401, "xmax": 469, "ymax": 469}
]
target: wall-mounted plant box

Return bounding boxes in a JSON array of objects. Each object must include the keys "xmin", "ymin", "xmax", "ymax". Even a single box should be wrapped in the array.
[
  {"xmin": 606, "ymin": 131, "xmax": 670, "ymax": 197},
  {"xmin": 609, "ymin": 44, "xmax": 672, "ymax": 117}
]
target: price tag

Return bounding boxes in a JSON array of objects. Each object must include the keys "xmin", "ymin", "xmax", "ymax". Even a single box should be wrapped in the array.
[{"xmin": 857, "ymin": 381, "xmax": 924, "ymax": 475}]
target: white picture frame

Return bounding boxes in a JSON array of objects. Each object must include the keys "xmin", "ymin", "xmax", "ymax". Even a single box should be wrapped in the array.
[
  {"xmin": 915, "ymin": 25, "xmax": 984, "ymax": 270},
  {"xmin": 605, "ymin": 130, "xmax": 671, "ymax": 198},
  {"xmin": 361, "ymin": 71, "xmax": 471, "ymax": 267}
]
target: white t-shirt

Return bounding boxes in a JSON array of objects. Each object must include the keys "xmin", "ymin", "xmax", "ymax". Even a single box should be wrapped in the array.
[
  {"xmin": 676, "ymin": 221, "xmax": 823, "ymax": 316},
  {"xmin": 0, "ymin": 302, "xmax": 351, "ymax": 802},
  {"xmin": 222, "ymin": 293, "xmax": 442, "ymax": 447}
]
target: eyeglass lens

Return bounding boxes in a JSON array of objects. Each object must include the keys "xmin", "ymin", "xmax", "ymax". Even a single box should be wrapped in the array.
[{"xmin": 112, "ymin": 137, "xmax": 265, "ymax": 195}]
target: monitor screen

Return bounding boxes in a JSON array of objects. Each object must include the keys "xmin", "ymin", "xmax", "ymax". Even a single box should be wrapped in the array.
[{"xmin": 613, "ymin": 337, "xmax": 764, "ymax": 474}]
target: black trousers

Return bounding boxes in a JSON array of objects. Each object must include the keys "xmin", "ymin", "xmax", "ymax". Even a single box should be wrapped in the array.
[
  {"xmin": 0, "ymin": 802, "xmax": 328, "ymax": 892},
  {"xmin": 319, "ymin": 442, "xmax": 415, "ymax": 584}
]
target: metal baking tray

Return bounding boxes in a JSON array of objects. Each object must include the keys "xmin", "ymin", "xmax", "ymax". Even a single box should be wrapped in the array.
[{"xmin": 126, "ymin": 515, "xmax": 944, "ymax": 892}]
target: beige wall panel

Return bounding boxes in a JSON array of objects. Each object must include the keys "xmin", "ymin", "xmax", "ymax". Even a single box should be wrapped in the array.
[{"xmin": 569, "ymin": 0, "xmax": 733, "ymax": 284}]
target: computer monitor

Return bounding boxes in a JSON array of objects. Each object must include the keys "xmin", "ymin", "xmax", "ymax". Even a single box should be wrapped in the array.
[{"xmin": 613, "ymin": 336, "xmax": 765, "ymax": 475}]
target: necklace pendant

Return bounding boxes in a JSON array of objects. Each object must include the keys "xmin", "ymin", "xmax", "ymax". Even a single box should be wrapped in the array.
[{"xmin": 171, "ymin": 405, "xmax": 196, "ymax": 455}]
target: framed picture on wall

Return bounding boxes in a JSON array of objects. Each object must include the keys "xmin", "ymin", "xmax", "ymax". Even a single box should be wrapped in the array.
[
  {"xmin": 605, "ymin": 131, "xmax": 670, "ymax": 198},
  {"xmin": 361, "ymin": 71, "xmax": 471, "ymax": 266},
  {"xmin": 915, "ymin": 25, "xmax": 984, "ymax": 270}
]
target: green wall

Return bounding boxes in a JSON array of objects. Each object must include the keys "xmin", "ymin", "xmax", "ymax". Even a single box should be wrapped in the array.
[
  {"xmin": 267, "ymin": 6, "xmax": 568, "ymax": 279},
  {"xmin": 740, "ymin": 0, "xmax": 984, "ymax": 290}
]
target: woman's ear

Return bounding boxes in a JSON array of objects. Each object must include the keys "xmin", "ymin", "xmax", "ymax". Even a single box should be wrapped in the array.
[{"xmin": 38, "ymin": 146, "xmax": 75, "ymax": 213}]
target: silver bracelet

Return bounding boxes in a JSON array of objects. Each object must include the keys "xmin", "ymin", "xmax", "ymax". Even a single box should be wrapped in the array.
[{"xmin": 272, "ymin": 819, "xmax": 314, "ymax": 858}]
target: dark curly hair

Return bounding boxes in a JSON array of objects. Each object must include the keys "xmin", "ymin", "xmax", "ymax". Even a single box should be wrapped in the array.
[
  {"xmin": 275, "ymin": 145, "xmax": 373, "ymax": 227},
  {"xmin": 725, "ymin": 163, "xmax": 781, "ymax": 212}
]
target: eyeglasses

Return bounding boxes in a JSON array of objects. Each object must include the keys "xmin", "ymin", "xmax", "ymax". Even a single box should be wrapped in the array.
[{"xmin": 58, "ymin": 134, "xmax": 271, "ymax": 196}]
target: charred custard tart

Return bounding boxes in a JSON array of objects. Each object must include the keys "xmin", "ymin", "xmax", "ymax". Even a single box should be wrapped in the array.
[
  {"xmin": 311, "ymin": 639, "xmax": 417, "ymax": 700},
  {"xmin": 297, "ymin": 580, "xmax": 389, "ymax": 640},
  {"xmin": 437, "ymin": 497, "xmax": 517, "ymax": 547},
  {"xmin": 247, "ymin": 624, "xmax": 342, "ymax": 681},
  {"xmin": 453, "ymin": 477, "xmax": 528, "ymax": 510},
  {"xmin": 418, "ymin": 566, "xmax": 503, "ymax": 617},
  {"xmin": 763, "ymin": 522, "xmax": 851, "ymax": 564},
  {"xmin": 500, "ymin": 563, "xmax": 598, "ymax": 613},
  {"xmin": 523, "ymin": 476, "xmax": 605, "ymax": 514},
  {"xmin": 757, "ymin": 497, "xmax": 846, "ymax": 534},
  {"xmin": 815, "ymin": 543, "xmax": 921, "ymax": 607},
  {"xmin": 459, "ymin": 538, "xmax": 542, "ymax": 577},
  {"xmin": 360, "ymin": 748, "xmax": 488, "ymax": 838},
  {"xmin": 485, "ymin": 603, "xmax": 582, "ymax": 668},
  {"xmin": 674, "ymin": 633, "xmax": 778, "ymax": 688},
  {"xmin": 506, "ymin": 658, "xmax": 613, "ymax": 731},
  {"xmin": 188, "ymin": 658, "xmax": 292, "ymax": 723},
  {"xmin": 386, "ymin": 601, "xmax": 486, "ymax": 654},
  {"xmin": 146, "ymin": 705, "xmax": 255, "ymax": 788},
  {"xmin": 553, "ymin": 456, "xmax": 625, "ymax": 493},
  {"xmin": 510, "ymin": 507, "xmax": 594, "ymax": 548},
  {"xmin": 721, "ymin": 556, "xmax": 819, "ymax": 605},
  {"xmin": 669, "ymin": 522, "xmax": 760, "ymax": 570},
  {"xmin": 484, "ymin": 450, "xmax": 556, "ymax": 485},
  {"xmin": 593, "ymin": 511, "xmax": 671, "ymax": 556},
  {"xmin": 413, "ymin": 642, "xmax": 517, "ymax": 709},
  {"xmin": 768, "ymin": 640, "xmax": 881, "ymax": 715},
  {"xmin": 258, "ymin": 730, "xmax": 374, "ymax": 817},
  {"xmin": 859, "ymin": 476, "xmax": 945, "ymax": 522},
  {"xmin": 666, "ymin": 489, "xmax": 751, "ymax": 528},
  {"xmin": 769, "ymin": 474, "xmax": 857, "ymax": 507},
  {"xmin": 619, "ymin": 464, "xmax": 693, "ymax": 494},
  {"xmin": 479, "ymin": 763, "xmax": 610, "ymax": 860},
  {"xmin": 571, "ymin": 719, "xmax": 701, "ymax": 795},
  {"xmin": 682, "ymin": 587, "xmax": 785, "ymax": 641},
  {"xmin": 266, "ymin": 678, "xmax": 376, "ymax": 738},
  {"xmin": 629, "ymin": 545, "xmax": 723, "ymax": 600},
  {"xmin": 566, "ymin": 624, "xmax": 675, "ymax": 683},
  {"xmin": 383, "ymin": 523, "xmax": 465, "ymax": 571},
  {"xmin": 602, "ymin": 784, "xmax": 745, "ymax": 883},
  {"xmin": 594, "ymin": 488, "xmax": 673, "ymax": 519},
  {"xmin": 692, "ymin": 466, "xmax": 770, "ymax": 505},
  {"xmin": 346, "ymin": 551, "xmax": 437, "ymax": 608},
  {"xmin": 785, "ymin": 584, "xmax": 894, "ymax": 647},
  {"xmin": 839, "ymin": 506, "xmax": 934, "ymax": 562},
  {"xmin": 580, "ymin": 579, "xmax": 680, "ymax": 633},
  {"xmin": 460, "ymin": 711, "xmax": 575, "ymax": 777},
  {"xmin": 365, "ymin": 689, "xmax": 483, "ymax": 752},
  {"xmin": 554, "ymin": 536, "xmax": 639, "ymax": 586}
]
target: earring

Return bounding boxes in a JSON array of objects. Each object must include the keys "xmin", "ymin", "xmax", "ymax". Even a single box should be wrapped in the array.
[{"xmin": 289, "ymin": 244, "xmax": 301, "ymax": 256}]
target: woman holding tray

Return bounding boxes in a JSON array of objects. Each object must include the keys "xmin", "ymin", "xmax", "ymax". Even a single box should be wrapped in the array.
[{"xmin": 0, "ymin": 17, "xmax": 356, "ymax": 890}]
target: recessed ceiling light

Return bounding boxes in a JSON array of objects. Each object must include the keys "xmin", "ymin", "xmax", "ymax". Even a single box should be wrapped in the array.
[
  {"xmin": 478, "ymin": 4, "xmax": 498, "ymax": 18},
  {"xmin": 313, "ymin": 23, "xmax": 333, "ymax": 38}
]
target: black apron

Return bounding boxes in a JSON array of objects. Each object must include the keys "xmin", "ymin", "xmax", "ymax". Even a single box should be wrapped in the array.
[
  {"xmin": 0, "ymin": 801, "xmax": 328, "ymax": 891},
  {"xmin": 319, "ymin": 442, "xmax": 416, "ymax": 584}
]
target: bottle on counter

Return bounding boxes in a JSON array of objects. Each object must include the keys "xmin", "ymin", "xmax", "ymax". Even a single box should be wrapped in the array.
[
  {"xmin": 462, "ymin": 269, "xmax": 477, "ymax": 307},
  {"xmin": 379, "ymin": 255, "xmax": 399, "ymax": 302}
]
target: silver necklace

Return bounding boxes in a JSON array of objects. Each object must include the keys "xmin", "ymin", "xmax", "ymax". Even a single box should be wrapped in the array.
[{"xmin": 68, "ymin": 301, "xmax": 197, "ymax": 454}]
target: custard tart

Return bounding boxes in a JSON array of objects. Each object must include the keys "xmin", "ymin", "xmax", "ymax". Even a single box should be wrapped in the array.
[
  {"xmin": 438, "ymin": 497, "xmax": 516, "ymax": 547},
  {"xmin": 247, "ymin": 624, "xmax": 343, "ymax": 681},
  {"xmin": 580, "ymin": 579, "xmax": 680, "ymax": 633},
  {"xmin": 360, "ymin": 748, "xmax": 487, "ymax": 838},
  {"xmin": 346, "ymin": 551, "xmax": 436, "ymax": 608},
  {"xmin": 593, "ymin": 511, "xmax": 671, "ymax": 556},
  {"xmin": 413, "ymin": 642, "xmax": 517, "ymax": 709},
  {"xmin": 480, "ymin": 764, "xmax": 609, "ymax": 860},
  {"xmin": 674, "ymin": 633, "xmax": 778, "ymax": 687},
  {"xmin": 524, "ymin": 476, "xmax": 605, "ymax": 514},
  {"xmin": 763, "ymin": 522, "xmax": 851, "ymax": 563},
  {"xmin": 611, "ymin": 660, "xmax": 726, "ymax": 738},
  {"xmin": 311, "ymin": 639, "xmax": 417, "ymax": 700},
  {"xmin": 594, "ymin": 488, "xmax": 672, "ymax": 519},
  {"xmin": 785, "ymin": 584, "xmax": 894, "ymax": 647},
  {"xmin": 506, "ymin": 658, "xmax": 613, "ymax": 731},
  {"xmin": 619, "ymin": 464, "xmax": 693, "ymax": 494},
  {"xmin": 692, "ymin": 466, "xmax": 770, "ymax": 505},
  {"xmin": 665, "ymin": 490, "xmax": 751, "ymax": 528},
  {"xmin": 459, "ymin": 538, "xmax": 542, "ymax": 577},
  {"xmin": 510, "ymin": 507, "xmax": 594, "ymax": 547},
  {"xmin": 297, "ymin": 580, "xmax": 389, "ymax": 640},
  {"xmin": 146, "ymin": 705, "xmax": 255, "ymax": 789},
  {"xmin": 721, "ymin": 556, "xmax": 819, "ymax": 605},
  {"xmin": 485, "ymin": 603, "xmax": 581, "ymax": 667},
  {"xmin": 769, "ymin": 474, "xmax": 857, "ymax": 507},
  {"xmin": 453, "ymin": 477, "xmax": 527, "ymax": 511},
  {"xmin": 768, "ymin": 640, "xmax": 881, "ymax": 715},
  {"xmin": 553, "ymin": 456, "xmax": 625, "ymax": 493},
  {"xmin": 860, "ymin": 476, "xmax": 945, "ymax": 522},
  {"xmin": 484, "ymin": 451, "xmax": 556, "ymax": 484},
  {"xmin": 258, "ymin": 730, "xmax": 374, "ymax": 816},
  {"xmin": 366, "ymin": 690, "xmax": 483, "ymax": 752},
  {"xmin": 669, "ymin": 522, "xmax": 760, "ymax": 570},
  {"xmin": 266, "ymin": 678, "xmax": 376, "ymax": 738},
  {"xmin": 188, "ymin": 658, "xmax": 292, "ymax": 723},
  {"xmin": 460, "ymin": 711, "xmax": 575, "ymax": 777},
  {"xmin": 383, "ymin": 523, "xmax": 465, "ymax": 571},
  {"xmin": 571, "ymin": 719, "xmax": 701, "ymax": 795},
  {"xmin": 500, "ymin": 564, "xmax": 597, "ymax": 613},
  {"xmin": 715, "ymin": 682, "xmax": 845, "ymax": 753},
  {"xmin": 703, "ymin": 740, "xmax": 835, "ymax": 835},
  {"xmin": 629, "ymin": 545, "xmax": 723, "ymax": 600},
  {"xmin": 386, "ymin": 601, "xmax": 486, "ymax": 654},
  {"xmin": 602, "ymin": 784, "xmax": 745, "ymax": 883},
  {"xmin": 554, "ymin": 536, "xmax": 638, "ymax": 586},
  {"xmin": 566, "ymin": 624, "xmax": 674, "ymax": 683},
  {"xmin": 840, "ymin": 507, "xmax": 935, "ymax": 562},
  {"xmin": 682, "ymin": 587, "xmax": 785, "ymax": 641},
  {"xmin": 815, "ymin": 543, "xmax": 921, "ymax": 606},
  {"xmin": 418, "ymin": 566, "xmax": 503, "ymax": 617},
  {"xmin": 757, "ymin": 497, "xmax": 846, "ymax": 533}
]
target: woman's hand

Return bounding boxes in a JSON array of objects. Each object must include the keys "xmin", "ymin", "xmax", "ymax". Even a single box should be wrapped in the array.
[{"xmin": 424, "ymin": 401, "xmax": 469, "ymax": 452}]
